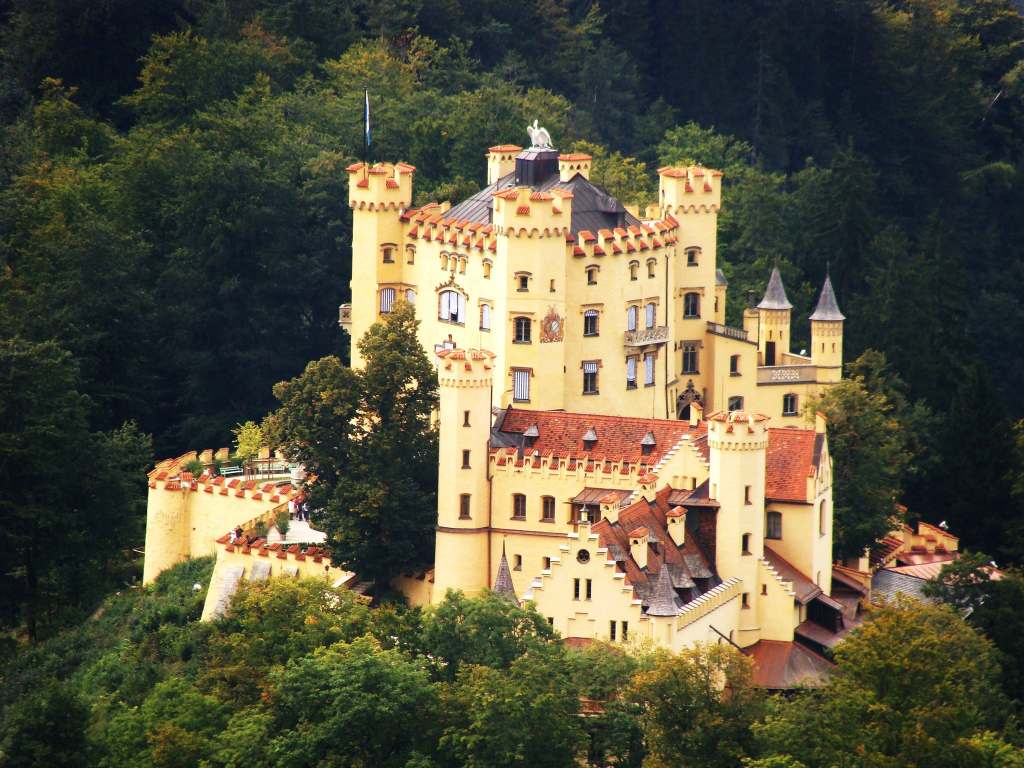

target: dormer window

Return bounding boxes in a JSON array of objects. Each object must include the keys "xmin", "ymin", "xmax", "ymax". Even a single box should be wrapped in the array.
[
  {"xmin": 523, "ymin": 424, "xmax": 539, "ymax": 448},
  {"xmin": 582, "ymin": 426, "xmax": 598, "ymax": 452},
  {"xmin": 641, "ymin": 431, "xmax": 656, "ymax": 456}
]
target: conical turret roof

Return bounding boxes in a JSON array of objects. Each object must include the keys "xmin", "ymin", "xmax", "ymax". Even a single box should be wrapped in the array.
[
  {"xmin": 645, "ymin": 564, "xmax": 681, "ymax": 617},
  {"xmin": 809, "ymin": 274, "xmax": 845, "ymax": 321},
  {"xmin": 493, "ymin": 546, "xmax": 519, "ymax": 605},
  {"xmin": 757, "ymin": 266, "xmax": 793, "ymax": 310}
]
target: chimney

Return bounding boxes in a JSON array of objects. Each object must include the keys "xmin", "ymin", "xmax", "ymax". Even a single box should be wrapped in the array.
[
  {"xmin": 688, "ymin": 401, "xmax": 703, "ymax": 427},
  {"xmin": 600, "ymin": 493, "xmax": 621, "ymax": 524},
  {"xmin": 199, "ymin": 449, "xmax": 213, "ymax": 464},
  {"xmin": 629, "ymin": 527, "xmax": 649, "ymax": 570},
  {"xmin": 215, "ymin": 447, "xmax": 230, "ymax": 462},
  {"xmin": 487, "ymin": 145, "xmax": 521, "ymax": 185},
  {"xmin": 641, "ymin": 431, "xmax": 656, "ymax": 456},
  {"xmin": 558, "ymin": 152, "xmax": 592, "ymax": 182},
  {"xmin": 666, "ymin": 507, "xmax": 686, "ymax": 546},
  {"xmin": 524, "ymin": 423, "xmax": 539, "ymax": 448}
]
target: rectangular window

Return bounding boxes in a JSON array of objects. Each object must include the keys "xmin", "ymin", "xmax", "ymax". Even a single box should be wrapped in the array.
[
  {"xmin": 543, "ymin": 556, "xmax": 551, "ymax": 570},
  {"xmin": 462, "ymin": 449, "xmax": 471, "ymax": 469},
  {"xmin": 610, "ymin": 620, "xmax": 617, "ymax": 641},
  {"xmin": 518, "ymin": 275, "xmax": 529, "ymax": 291},
  {"xmin": 645, "ymin": 302, "xmax": 656, "ymax": 328},
  {"xmin": 626, "ymin": 355, "xmax": 638, "ymax": 389},
  {"xmin": 382, "ymin": 247, "xmax": 394, "ymax": 263},
  {"xmin": 513, "ymin": 554, "xmax": 522, "ymax": 571},
  {"xmin": 463, "ymin": 410, "xmax": 471, "ymax": 427},
  {"xmin": 379, "ymin": 287, "xmax": 396, "ymax": 314},
  {"xmin": 459, "ymin": 494, "xmax": 471, "ymax": 519},
  {"xmin": 480, "ymin": 304, "xmax": 491, "ymax": 331},
  {"xmin": 682, "ymin": 343, "xmax": 698, "ymax": 374},
  {"xmin": 512, "ymin": 494, "xmax": 526, "ymax": 520},
  {"xmin": 730, "ymin": 354, "xmax": 740, "ymax": 375},
  {"xmin": 744, "ymin": 485, "xmax": 752, "ymax": 505},
  {"xmin": 583, "ymin": 361, "xmax": 599, "ymax": 394},
  {"xmin": 622, "ymin": 621, "xmax": 628, "ymax": 641},
  {"xmin": 585, "ymin": 579, "xmax": 593, "ymax": 600},
  {"xmin": 573, "ymin": 578, "xmax": 580, "ymax": 601},
  {"xmin": 766, "ymin": 511, "xmax": 782, "ymax": 540},
  {"xmin": 583, "ymin": 310, "xmax": 599, "ymax": 337},
  {"xmin": 742, "ymin": 592, "xmax": 750, "ymax": 609},
  {"xmin": 627, "ymin": 305, "xmax": 638, "ymax": 331},
  {"xmin": 742, "ymin": 532, "xmax": 751, "ymax": 554},
  {"xmin": 644, "ymin": 353, "xmax": 655, "ymax": 386},
  {"xmin": 513, "ymin": 369, "xmax": 530, "ymax": 402},
  {"xmin": 542, "ymin": 496, "xmax": 555, "ymax": 522},
  {"xmin": 684, "ymin": 292, "xmax": 700, "ymax": 318},
  {"xmin": 687, "ymin": 248, "xmax": 699, "ymax": 266},
  {"xmin": 728, "ymin": 395, "xmax": 744, "ymax": 411},
  {"xmin": 514, "ymin": 316, "xmax": 531, "ymax": 343},
  {"xmin": 647, "ymin": 260, "xmax": 656, "ymax": 279},
  {"xmin": 783, "ymin": 393, "xmax": 798, "ymax": 416}
]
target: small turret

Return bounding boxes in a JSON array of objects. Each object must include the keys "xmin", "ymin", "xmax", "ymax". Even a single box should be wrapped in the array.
[
  {"xmin": 487, "ymin": 145, "xmax": 521, "ymax": 185},
  {"xmin": 757, "ymin": 267, "xmax": 792, "ymax": 366},
  {"xmin": 492, "ymin": 544, "xmax": 519, "ymax": 604},
  {"xmin": 810, "ymin": 274, "xmax": 845, "ymax": 381},
  {"xmin": 558, "ymin": 152, "xmax": 592, "ymax": 181}
]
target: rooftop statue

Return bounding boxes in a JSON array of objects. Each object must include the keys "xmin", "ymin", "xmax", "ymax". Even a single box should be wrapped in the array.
[{"xmin": 527, "ymin": 119, "xmax": 552, "ymax": 149}]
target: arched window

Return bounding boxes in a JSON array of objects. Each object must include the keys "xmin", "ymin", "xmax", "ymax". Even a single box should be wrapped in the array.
[
  {"xmin": 626, "ymin": 305, "xmax": 638, "ymax": 332},
  {"xmin": 541, "ymin": 496, "xmax": 555, "ymax": 522},
  {"xmin": 458, "ymin": 255, "xmax": 467, "ymax": 274},
  {"xmin": 440, "ymin": 253, "xmax": 448, "ymax": 270},
  {"xmin": 583, "ymin": 310, "xmax": 599, "ymax": 337},
  {"xmin": 512, "ymin": 494, "xmax": 527, "ymax": 519},
  {"xmin": 439, "ymin": 290, "xmax": 465, "ymax": 324},
  {"xmin": 405, "ymin": 246, "xmax": 415, "ymax": 264},
  {"xmin": 402, "ymin": 288, "xmax": 416, "ymax": 305},
  {"xmin": 480, "ymin": 303, "xmax": 491, "ymax": 331},
  {"xmin": 645, "ymin": 302, "xmax": 657, "ymax": 329},
  {"xmin": 379, "ymin": 287, "xmax": 396, "ymax": 314},
  {"xmin": 629, "ymin": 261, "xmax": 639, "ymax": 281},
  {"xmin": 766, "ymin": 511, "xmax": 782, "ymax": 540},
  {"xmin": 647, "ymin": 258, "xmax": 657, "ymax": 278},
  {"xmin": 684, "ymin": 292, "xmax": 700, "ymax": 318},
  {"xmin": 686, "ymin": 247, "xmax": 700, "ymax": 266},
  {"xmin": 819, "ymin": 501, "xmax": 827, "ymax": 536},
  {"xmin": 586, "ymin": 266, "xmax": 599, "ymax": 285},
  {"xmin": 482, "ymin": 260, "xmax": 493, "ymax": 279},
  {"xmin": 514, "ymin": 316, "xmax": 531, "ymax": 343}
]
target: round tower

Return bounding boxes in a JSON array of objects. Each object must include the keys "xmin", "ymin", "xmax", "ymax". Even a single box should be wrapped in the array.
[
  {"xmin": 809, "ymin": 274, "xmax": 845, "ymax": 382},
  {"xmin": 432, "ymin": 348, "xmax": 495, "ymax": 603},
  {"xmin": 707, "ymin": 410, "xmax": 769, "ymax": 647},
  {"xmin": 757, "ymin": 266, "xmax": 792, "ymax": 366},
  {"xmin": 142, "ymin": 470, "xmax": 192, "ymax": 585}
]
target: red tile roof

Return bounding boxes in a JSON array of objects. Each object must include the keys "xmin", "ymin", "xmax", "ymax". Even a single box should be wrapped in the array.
[
  {"xmin": 766, "ymin": 428, "xmax": 817, "ymax": 502},
  {"xmin": 496, "ymin": 408, "xmax": 701, "ymax": 465}
]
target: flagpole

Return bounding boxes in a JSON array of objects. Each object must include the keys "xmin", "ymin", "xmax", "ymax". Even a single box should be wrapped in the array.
[{"xmin": 363, "ymin": 88, "xmax": 371, "ymax": 165}]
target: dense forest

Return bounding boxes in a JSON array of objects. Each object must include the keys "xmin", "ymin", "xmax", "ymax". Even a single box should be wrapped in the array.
[
  {"xmin": 3, "ymin": 0, "xmax": 1024, "ymax": 629},
  {"xmin": 2, "ymin": 558, "xmax": 1021, "ymax": 768}
]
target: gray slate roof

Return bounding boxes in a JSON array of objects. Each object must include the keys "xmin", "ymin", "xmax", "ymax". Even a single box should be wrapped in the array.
[
  {"xmin": 493, "ymin": 549, "xmax": 519, "ymax": 604},
  {"xmin": 809, "ymin": 274, "xmax": 845, "ymax": 321},
  {"xmin": 758, "ymin": 267, "xmax": 793, "ymax": 310},
  {"xmin": 871, "ymin": 569, "xmax": 936, "ymax": 604},
  {"xmin": 445, "ymin": 169, "xmax": 642, "ymax": 235},
  {"xmin": 645, "ymin": 564, "xmax": 682, "ymax": 616}
]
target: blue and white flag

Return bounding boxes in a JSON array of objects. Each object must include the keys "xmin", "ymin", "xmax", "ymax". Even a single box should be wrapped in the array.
[{"xmin": 364, "ymin": 89, "xmax": 371, "ymax": 152}]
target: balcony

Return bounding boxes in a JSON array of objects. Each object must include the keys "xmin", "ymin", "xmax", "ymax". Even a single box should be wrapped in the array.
[
  {"xmin": 706, "ymin": 321, "xmax": 750, "ymax": 343},
  {"xmin": 624, "ymin": 326, "xmax": 669, "ymax": 347},
  {"xmin": 757, "ymin": 364, "xmax": 818, "ymax": 385},
  {"xmin": 338, "ymin": 303, "xmax": 352, "ymax": 326}
]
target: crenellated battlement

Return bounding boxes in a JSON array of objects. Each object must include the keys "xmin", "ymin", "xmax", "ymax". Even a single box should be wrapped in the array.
[
  {"xmin": 573, "ymin": 217, "xmax": 678, "ymax": 260},
  {"xmin": 347, "ymin": 161, "xmax": 414, "ymax": 210},
  {"xmin": 437, "ymin": 347, "xmax": 495, "ymax": 388},
  {"xmin": 658, "ymin": 165, "xmax": 723, "ymax": 215},
  {"xmin": 492, "ymin": 187, "xmax": 573, "ymax": 238}
]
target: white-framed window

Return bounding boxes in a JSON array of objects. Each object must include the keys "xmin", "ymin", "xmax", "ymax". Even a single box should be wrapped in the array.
[
  {"xmin": 684, "ymin": 292, "xmax": 700, "ymax": 318},
  {"xmin": 627, "ymin": 305, "xmax": 638, "ymax": 332},
  {"xmin": 514, "ymin": 316, "xmax": 531, "ymax": 343},
  {"xmin": 583, "ymin": 361, "xmax": 599, "ymax": 394},
  {"xmin": 439, "ymin": 289, "xmax": 466, "ymax": 324},
  {"xmin": 783, "ymin": 393, "xmax": 798, "ymax": 416},
  {"xmin": 379, "ymin": 287, "xmax": 396, "ymax": 314},
  {"xmin": 626, "ymin": 355, "xmax": 637, "ymax": 389},
  {"xmin": 645, "ymin": 302, "xmax": 656, "ymax": 329},
  {"xmin": 480, "ymin": 303, "xmax": 491, "ymax": 331},
  {"xmin": 513, "ymin": 368, "xmax": 530, "ymax": 402},
  {"xmin": 583, "ymin": 310, "xmax": 599, "ymax": 337},
  {"xmin": 644, "ymin": 352, "xmax": 655, "ymax": 386}
]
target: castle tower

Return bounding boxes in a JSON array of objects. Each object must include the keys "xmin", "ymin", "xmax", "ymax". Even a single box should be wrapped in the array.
[
  {"xmin": 487, "ymin": 145, "xmax": 521, "ymax": 184},
  {"xmin": 657, "ymin": 165, "xmax": 722, "ymax": 292},
  {"xmin": 756, "ymin": 267, "xmax": 792, "ymax": 366},
  {"xmin": 142, "ymin": 474, "xmax": 191, "ymax": 585},
  {"xmin": 432, "ymin": 348, "xmax": 495, "ymax": 603},
  {"xmin": 558, "ymin": 152, "xmax": 592, "ymax": 181},
  {"xmin": 346, "ymin": 161, "xmax": 415, "ymax": 367},
  {"xmin": 707, "ymin": 410, "xmax": 769, "ymax": 647},
  {"xmin": 809, "ymin": 274, "xmax": 845, "ymax": 382}
]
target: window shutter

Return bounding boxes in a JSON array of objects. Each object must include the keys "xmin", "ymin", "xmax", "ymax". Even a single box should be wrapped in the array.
[
  {"xmin": 380, "ymin": 287, "xmax": 396, "ymax": 313},
  {"xmin": 645, "ymin": 353, "xmax": 655, "ymax": 384},
  {"xmin": 583, "ymin": 361, "xmax": 598, "ymax": 373},
  {"xmin": 646, "ymin": 303, "xmax": 655, "ymax": 328},
  {"xmin": 480, "ymin": 304, "xmax": 491, "ymax": 330},
  {"xmin": 513, "ymin": 369, "xmax": 530, "ymax": 401}
]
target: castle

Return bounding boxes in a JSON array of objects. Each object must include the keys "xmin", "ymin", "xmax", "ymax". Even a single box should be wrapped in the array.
[{"xmin": 143, "ymin": 130, "xmax": 868, "ymax": 687}]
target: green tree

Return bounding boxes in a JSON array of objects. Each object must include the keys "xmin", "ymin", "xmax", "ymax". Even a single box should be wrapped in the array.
[
  {"xmin": 0, "ymin": 683, "xmax": 90, "ymax": 768},
  {"xmin": 569, "ymin": 139, "xmax": 654, "ymax": 209},
  {"xmin": 437, "ymin": 646, "xmax": 585, "ymax": 768},
  {"xmin": 754, "ymin": 599, "xmax": 1011, "ymax": 768},
  {"xmin": 627, "ymin": 644, "xmax": 764, "ymax": 768},
  {"xmin": 809, "ymin": 351, "xmax": 919, "ymax": 559},
  {"xmin": 421, "ymin": 590, "xmax": 556, "ymax": 681},
  {"xmin": 266, "ymin": 636, "xmax": 437, "ymax": 768},
  {"xmin": 265, "ymin": 302, "xmax": 438, "ymax": 589}
]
